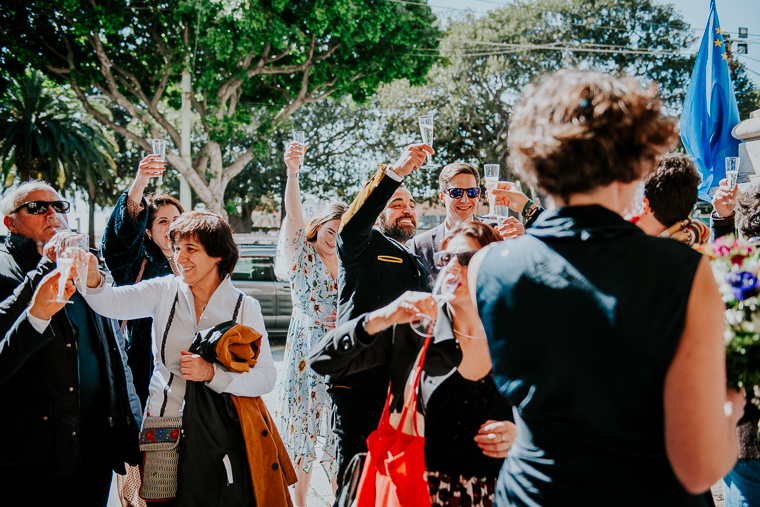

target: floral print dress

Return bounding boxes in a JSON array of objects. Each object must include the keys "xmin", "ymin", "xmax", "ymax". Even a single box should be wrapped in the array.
[{"xmin": 275, "ymin": 228, "xmax": 338, "ymax": 478}]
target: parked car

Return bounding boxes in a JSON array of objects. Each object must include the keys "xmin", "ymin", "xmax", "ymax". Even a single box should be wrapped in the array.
[{"xmin": 231, "ymin": 244, "xmax": 292, "ymax": 340}]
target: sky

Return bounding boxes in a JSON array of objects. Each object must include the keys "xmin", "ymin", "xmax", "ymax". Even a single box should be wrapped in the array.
[{"xmin": 422, "ymin": 0, "xmax": 760, "ymax": 89}]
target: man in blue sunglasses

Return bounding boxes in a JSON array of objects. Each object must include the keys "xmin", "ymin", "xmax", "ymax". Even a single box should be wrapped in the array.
[{"xmin": 411, "ymin": 162, "xmax": 528, "ymax": 277}]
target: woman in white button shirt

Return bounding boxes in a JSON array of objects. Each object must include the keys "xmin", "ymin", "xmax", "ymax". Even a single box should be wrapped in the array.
[{"xmin": 82, "ymin": 212, "xmax": 277, "ymax": 504}]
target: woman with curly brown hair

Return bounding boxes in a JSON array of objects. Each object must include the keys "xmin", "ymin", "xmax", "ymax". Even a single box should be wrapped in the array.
[{"xmin": 470, "ymin": 70, "xmax": 744, "ymax": 506}]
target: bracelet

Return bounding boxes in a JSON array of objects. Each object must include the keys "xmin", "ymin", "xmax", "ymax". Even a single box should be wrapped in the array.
[
  {"xmin": 287, "ymin": 173, "xmax": 299, "ymax": 178},
  {"xmin": 521, "ymin": 199, "xmax": 534, "ymax": 216}
]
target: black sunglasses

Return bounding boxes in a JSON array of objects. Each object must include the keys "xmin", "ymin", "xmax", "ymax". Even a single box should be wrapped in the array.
[
  {"xmin": 443, "ymin": 187, "xmax": 481, "ymax": 199},
  {"xmin": 434, "ymin": 249, "xmax": 478, "ymax": 267},
  {"xmin": 11, "ymin": 200, "xmax": 70, "ymax": 215}
]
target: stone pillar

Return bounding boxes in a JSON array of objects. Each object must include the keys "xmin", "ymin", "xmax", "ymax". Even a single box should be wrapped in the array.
[{"xmin": 733, "ymin": 110, "xmax": 760, "ymax": 191}]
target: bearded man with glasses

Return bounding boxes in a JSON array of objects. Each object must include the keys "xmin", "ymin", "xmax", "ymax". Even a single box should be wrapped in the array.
[{"xmin": 0, "ymin": 181, "xmax": 141, "ymax": 506}]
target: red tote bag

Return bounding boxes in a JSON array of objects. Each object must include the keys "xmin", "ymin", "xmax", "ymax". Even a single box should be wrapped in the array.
[{"xmin": 355, "ymin": 335, "xmax": 433, "ymax": 507}]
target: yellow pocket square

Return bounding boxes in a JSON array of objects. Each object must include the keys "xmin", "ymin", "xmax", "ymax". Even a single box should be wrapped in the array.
[{"xmin": 377, "ymin": 255, "xmax": 403, "ymax": 264}]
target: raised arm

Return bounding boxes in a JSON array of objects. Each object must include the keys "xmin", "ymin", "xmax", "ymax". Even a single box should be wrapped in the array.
[
  {"xmin": 102, "ymin": 155, "xmax": 164, "ymax": 285},
  {"xmin": 82, "ymin": 269, "xmax": 163, "ymax": 322},
  {"xmin": 277, "ymin": 142, "xmax": 307, "ymax": 272},
  {"xmin": 339, "ymin": 144, "xmax": 432, "ymax": 263},
  {"xmin": 663, "ymin": 258, "xmax": 743, "ymax": 493},
  {"xmin": 128, "ymin": 154, "xmax": 165, "ymax": 207},
  {"xmin": 310, "ymin": 291, "xmax": 436, "ymax": 378}
]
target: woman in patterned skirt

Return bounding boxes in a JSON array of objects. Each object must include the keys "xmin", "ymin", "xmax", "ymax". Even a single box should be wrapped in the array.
[{"xmin": 275, "ymin": 141, "xmax": 347, "ymax": 506}]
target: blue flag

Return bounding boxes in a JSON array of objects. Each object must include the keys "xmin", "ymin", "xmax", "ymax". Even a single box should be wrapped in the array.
[{"xmin": 680, "ymin": 0, "xmax": 741, "ymax": 201}]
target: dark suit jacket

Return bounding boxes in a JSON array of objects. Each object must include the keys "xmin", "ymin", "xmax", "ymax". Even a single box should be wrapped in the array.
[
  {"xmin": 332, "ymin": 165, "xmax": 431, "ymax": 392},
  {"xmin": 410, "ymin": 222, "xmax": 445, "ymax": 278}
]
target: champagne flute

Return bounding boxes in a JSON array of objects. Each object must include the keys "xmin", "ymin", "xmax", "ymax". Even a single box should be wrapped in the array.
[
  {"xmin": 410, "ymin": 266, "xmax": 460, "ymax": 337},
  {"xmin": 73, "ymin": 234, "xmax": 90, "ymax": 295},
  {"xmin": 726, "ymin": 156, "xmax": 740, "ymax": 188},
  {"xmin": 47, "ymin": 213, "xmax": 70, "ymax": 233},
  {"xmin": 291, "ymin": 130, "xmax": 309, "ymax": 173},
  {"xmin": 494, "ymin": 181, "xmax": 517, "ymax": 221},
  {"xmin": 53, "ymin": 236, "xmax": 76, "ymax": 304},
  {"xmin": 151, "ymin": 139, "xmax": 167, "ymax": 185},
  {"xmin": 418, "ymin": 115, "xmax": 440, "ymax": 169},
  {"xmin": 483, "ymin": 164, "xmax": 500, "ymax": 219}
]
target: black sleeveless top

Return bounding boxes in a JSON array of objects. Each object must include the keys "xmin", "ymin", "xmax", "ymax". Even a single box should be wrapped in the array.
[
  {"xmin": 476, "ymin": 206, "xmax": 707, "ymax": 507},
  {"xmin": 425, "ymin": 370, "xmax": 513, "ymax": 477}
]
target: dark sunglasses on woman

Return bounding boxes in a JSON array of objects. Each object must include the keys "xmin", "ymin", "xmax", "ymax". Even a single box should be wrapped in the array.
[
  {"xmin": 443, "ymin": 187, "xmax": 481, "ymax": 199},
  {"xmin": 11, "ymin": 200, "xmax": 71, "ymax": 215},
  {"xmin": 434, "ymin": 249, "xmax": 479, "ymax": 267}
]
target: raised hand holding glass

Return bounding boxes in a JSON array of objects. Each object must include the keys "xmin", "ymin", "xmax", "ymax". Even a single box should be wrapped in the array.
[
  {"xmin": 418, "ymin": 115, "xmax": 440, "ymax": 169},
  {"xmin": 151, "ymin": 139, "xmax": 166, "ymax": 184}
]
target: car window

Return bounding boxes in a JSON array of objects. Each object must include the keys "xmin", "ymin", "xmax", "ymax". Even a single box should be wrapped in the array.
[{"xmin": 232, "ymin": 256, "xmax": 275, "ymax": 282}]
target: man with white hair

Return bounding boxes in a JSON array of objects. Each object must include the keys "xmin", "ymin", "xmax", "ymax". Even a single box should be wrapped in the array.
[{"xmin": 0, "ymin": 181, "xmax": 141, "ymax": 506}]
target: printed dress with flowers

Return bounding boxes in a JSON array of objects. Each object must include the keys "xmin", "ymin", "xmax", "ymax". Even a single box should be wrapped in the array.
[{"xmin": 275, "ymin": 228, "xmax": 338, "ymax": 478}]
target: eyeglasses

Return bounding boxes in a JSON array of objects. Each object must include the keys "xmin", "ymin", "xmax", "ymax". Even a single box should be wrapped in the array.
[
  {"xmin": 11, "ymin": 200, "xmax": 71, "ymax": 215},
  {"xmin": 434, "ymin": 249, "xmax": 478, "ymax": 267},
  {"xmin": 443, "ymin": 187, "xmax": 481, "ymax": 199}
]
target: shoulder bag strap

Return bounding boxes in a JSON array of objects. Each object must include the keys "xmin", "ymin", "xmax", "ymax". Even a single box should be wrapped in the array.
[
  {"xmin": 232, "ymin": 293, "xmax": 244, "ymax": 323},
  {"xmin": 156, "ymin": 292, "xmax": 179, "ymax": 417}
]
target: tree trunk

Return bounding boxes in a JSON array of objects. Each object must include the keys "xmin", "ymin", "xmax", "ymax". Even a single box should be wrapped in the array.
[
  {"xmin": 227, "ymin": 201, "xmax": 254, "ymax": 233},
  {"xmin": 87, "ymin": 182, "xmax": 96, "ymax": 249}
]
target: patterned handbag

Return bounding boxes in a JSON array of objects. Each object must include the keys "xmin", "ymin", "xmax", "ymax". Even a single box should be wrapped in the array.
[{"xmin": 139, "ymin": 293, "xmax": 181, "ymax": 501}]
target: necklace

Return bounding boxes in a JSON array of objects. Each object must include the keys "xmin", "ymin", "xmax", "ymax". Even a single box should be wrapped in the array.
[
  {"xmin": 195, "ymin": 296, "xmax": 209, "ymax": 314},
  {"xmin": 453, "ymin": 328, "xmax": 487, "ymax": 340}
]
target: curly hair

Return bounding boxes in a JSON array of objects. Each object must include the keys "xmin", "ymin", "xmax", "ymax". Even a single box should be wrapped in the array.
[
  {"xmin": 737, "ymin": 185, "xmax": 760, "ymax": 239},
  {"xmin": 168, "ymin": 210, "xmax": 238, "ymax": 280},
  {"xmin": 645, "ymin": 153, "xmax": 701, "ymax": 227},
  {"xmin": 441, "ymin": 220, "xmax": 501, "ymax": 250},
  {"xmin": 508, "ymin": 70, "xmax": 677, "ymax": 201}
]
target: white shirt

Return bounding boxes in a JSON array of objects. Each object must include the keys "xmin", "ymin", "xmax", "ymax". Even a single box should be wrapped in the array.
[{"xmin": 82, "ymin": 274, "xmax": 276, "ymax": 419}]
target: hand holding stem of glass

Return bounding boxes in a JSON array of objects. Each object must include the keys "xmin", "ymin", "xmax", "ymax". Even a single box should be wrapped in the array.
[
  {"xmin": 151, "ymin": 139, "xmax": 167, "ymax": 184},
  {"xmin": 418, "ymin": 115, "xmax": 438, "ymax": 169},
  {"xmin": 292, "ymin": 131, "xmax": 306, "ymax": 172},
  {"xmin": 726, "ymin": 157, "xmax": 740, "ymax": 188},
  {"xmin": 484, "ymin": 164, "xmax": 500, "ymax": 218}
]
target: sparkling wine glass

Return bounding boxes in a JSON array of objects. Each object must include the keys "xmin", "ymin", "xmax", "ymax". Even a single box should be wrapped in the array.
[
  {"xmin": 151, "ymin": 139, "xmax": 167, "ymax": 185},
  {"xmin": 418, "ymin": 115, "xmax": 440, "ymax": 169},
  {"xmin": 483, "ymin": 164, "xmax": 500, "ymax": 219},
  {"xmin": 73, "ymin": 234, "xmax": 89, "ymax": 295},
  {"xmin": 410, "ymin": 266, "xmax": 460, "ymax": 337},
  {"xmin": 53, "ymin": 236, "xmax": 77, "ymax": 304},
  {"xmin": 726, "ymin": 157, "xmax": 740, "ymax": 188},
  {"xmin": 494, "ymin": 181, "xmax": 517, "ymax": 221},
  {"xmin": 47, "ymin": 213, "xmax": 70, "ymax": 233},
  {"xmin": 291, "ymin": 130, "xmax": 309, "ymax": 173}
]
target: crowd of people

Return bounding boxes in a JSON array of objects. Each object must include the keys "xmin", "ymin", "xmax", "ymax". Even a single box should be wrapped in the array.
[{"xmin": 0, "ymin": 68, "xmax": 755, "ymax": 507}]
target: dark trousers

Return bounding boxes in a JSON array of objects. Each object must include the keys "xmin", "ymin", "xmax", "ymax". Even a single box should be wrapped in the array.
[
  {"xmin": 331, "ymin": 387, "xmax": 386, "ymax": 493},
  {"xmin": 5, "ymin": 416, "xmax": 112, "ymax": 507}
]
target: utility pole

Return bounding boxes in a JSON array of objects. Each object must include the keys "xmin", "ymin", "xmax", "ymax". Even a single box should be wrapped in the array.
[{"xmin": 180, "ymin": 69, "xmax": 193, "ymax": 211}]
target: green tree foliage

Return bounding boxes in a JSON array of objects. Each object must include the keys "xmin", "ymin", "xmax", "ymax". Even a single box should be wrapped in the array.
[
  {"xmin": 369, "ymin": 0, "xmax": 699, "ymax": 196},
  {"xmin": 0, "ymin": 70, "xmax": 118, "ymax": 245},
  {"xmin": 0, "ymin": 0, "xmax": 440, "ymax": 215},
  {"xmin": 0, "ymin": 70, "xmax": 115, "ymax": 189}
]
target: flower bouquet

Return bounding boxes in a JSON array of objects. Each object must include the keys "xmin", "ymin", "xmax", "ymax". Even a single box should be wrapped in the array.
[{"xmin": 697, "ymin": 236, "xmax": 760, "ymax": 400}]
